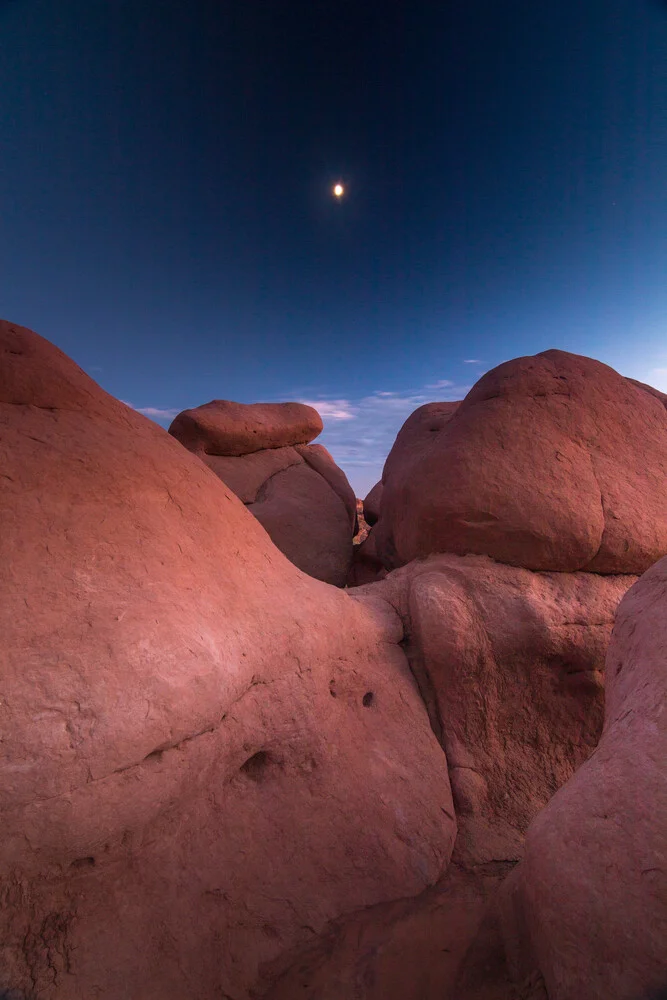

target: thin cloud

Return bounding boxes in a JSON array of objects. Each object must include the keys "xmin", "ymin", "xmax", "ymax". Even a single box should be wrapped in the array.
[
  {"xmin": 303, "ymin": 379, "xmax": 471, "ymax": 495},
  {"xmin": 299, "ymin": 398, "xmax": 356, "ymax": 421},
  {"xmin": 463, "ymin": 358, "xmax": 482, "ymax": 364}
]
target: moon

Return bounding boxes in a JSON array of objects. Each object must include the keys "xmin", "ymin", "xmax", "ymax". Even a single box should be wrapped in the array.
[{"xmin": 333, "ymin": 183, "xmax": 344, "ymax": 198}]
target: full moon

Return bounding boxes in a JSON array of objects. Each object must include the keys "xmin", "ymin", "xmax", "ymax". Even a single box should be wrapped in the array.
[{"xmin": 333, "ymin": 183, "xmax": 344, "ymax": 198}]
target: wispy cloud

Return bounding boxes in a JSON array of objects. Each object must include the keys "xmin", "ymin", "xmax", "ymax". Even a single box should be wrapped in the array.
[
  {"xmin": 425, "ymin": 379, "xmax": 454, "ymax": 389},
  {"xmin": 300, "ymin": 380, "xmax": 471, "ymax": 496},
  {"xmin": 298, "ymin": 399, "xmax": 356, "ymax": 421},
  {"xmin": 463, "ymin": 358, "xmax": 482, "ymax": 364}
]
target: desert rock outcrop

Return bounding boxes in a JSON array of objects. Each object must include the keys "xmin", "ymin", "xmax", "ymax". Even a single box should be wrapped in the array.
[
  {"xmin": 0, "ymin": 320, "xmax": 456, "ymax": 1000},
  {"xmin": 169, "ymin": 399, "xmax": 356, "ymax": 586},
  {"xmin": 372, "ymin": 351, "xmax": 667, "ymax": 574}
]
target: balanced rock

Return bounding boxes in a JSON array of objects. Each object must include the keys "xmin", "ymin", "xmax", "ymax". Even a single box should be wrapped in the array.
[
  {"xmin": 500, "ymin": 555, "xmax": 667, "ymax": 1000},
  {"xmin": 168, "ymin": 398, "xmax": 322, "ymax": 456},
  {"xmin": 0, "ymin": 320, "xmax": 456, "ymax": 1000},
  {"xmin": 374, "ymin": 351, "xmax": 667, "ymax": 573},
  {"xmin": 169, "ymin": 400, "xmax": 355, "ymax": 586}
]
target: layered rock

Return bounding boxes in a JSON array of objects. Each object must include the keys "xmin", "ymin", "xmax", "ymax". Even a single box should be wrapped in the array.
[
  {"xmin": 0, "ymin": 321, "xmax": 456, "ymax": 1000},
  {"xmin": 500, "ymin": 556, "xmax": 667, "ymax": 1000},
  {"xmin": 169, "ymin": 400, "xmax": 356, "ymax": 586},
  {"xmin": 371, "ymin": 351, "xmax": 667, "ymax": 574}
]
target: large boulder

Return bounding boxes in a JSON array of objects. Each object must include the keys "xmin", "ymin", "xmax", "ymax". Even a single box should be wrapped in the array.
[
  {"xmin": 168, "ymin": 398, "xmax": 323, "ymax": 456},
  {"xmin": 500, "ymin": 555, "xmax": 667, "ymax": 1000},
  {"xmin": 0, "ymin": 321, "xmax": 456, "ymax": 1000},
  {"xmin": 356, "ymin": 555, "xmax": 635, "ymax": 866},
  {"xmin": 374, "ymin": 351, "xmax": 667, "ymax": 573},
  {"xmin": 169, "ymin": 401, "xmax": 356, "ymax": 586}
]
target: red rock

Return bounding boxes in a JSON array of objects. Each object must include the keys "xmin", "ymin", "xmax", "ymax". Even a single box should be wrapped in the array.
[
  {"xmin": 500, "ymin": 555, "xmax": 667, "ymax": 1000},
  {"xmin": 360, "ymin": 554, "xmax": 635, "ymax": 866},
  {"xmin": 249, "ymin": 461, "xmax": 353, "ymax": 586},
  {"xmin": 204, "ymin": 445, "xmax": 302, "ymax": 502},
  {"xmin": 168, "ymin": 398, "xmax": 323, "ymax": 456},
  {"xmin": 376, "ymin": 351, "xmax": 667, "ymax": 573},
  {"xmin": 170, "ymin": 405, "xmax": 355, "ymax": 586},
  {"xmin": 262, "ymin": 865, "xmax": 513, "ymax": 1000},
  {"xmin": 0, "ymin": 320, "xmax": 456, "ymax": 1000},
  {"xmin": 296, "ymin": 443, "xmax": 358, "ymax": 531},
  {"xmin": 381, "ymin": 401, "xmax": 460, "ymax": 484},
  {"xmin": 363, "ymin": 480, "xmax": 383, "ymax": 526},
  {"xmin": 347, "ymin": 529, "xmax": 387, "ymax": 587}
]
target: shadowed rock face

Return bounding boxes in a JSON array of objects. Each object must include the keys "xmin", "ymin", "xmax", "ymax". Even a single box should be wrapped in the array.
[
  {"xmin": 500, "ymin": 555, "xmax": 667, "ymax": 1000},
  {"xmin": 169, "ymin": 400, "xmax": 356, "ymax": 586},
  {"xmin": 372, "ymin": 350, "xmax": 667, "ymax": 574},
  {"xmin": 0, "ymin": 320, "xmax": 455, "ymax": 1000},
  {"xmin": 354, "ymin": 555, "xmax": 635, "ymax": 868}
]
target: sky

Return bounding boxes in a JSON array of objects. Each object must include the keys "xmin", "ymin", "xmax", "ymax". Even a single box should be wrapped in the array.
[{"xmin": 2, "ymin": 0, "xmax": 667, "ymax": 495}]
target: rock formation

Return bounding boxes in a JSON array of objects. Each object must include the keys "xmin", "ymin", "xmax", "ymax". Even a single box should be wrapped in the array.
[
  {"xmin": 368, "ymin": 350, "xmax": 667, "ymax": 575},
  {"xmin": 169, "ymin": 400, "xmax": 356, "ymax": 586},
  {"xmin": 1, "ymin": 322, "xmax": 664, "ymax": 1000},
  {"xmin": 0, "ymin": 320, "xmax": 455, "ymax": 1000}
]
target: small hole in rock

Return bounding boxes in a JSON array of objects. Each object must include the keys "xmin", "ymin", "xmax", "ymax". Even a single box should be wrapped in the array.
[
  {"xmin": 143, "ymin": 748, "xmax": 164, "ymax": 763},
  {"xmin": 362, "ymin": 691, "xmax": 374, "ymax": 708},
  {"xmin": 240, "ymin": 750, "xmax": 271, "ymax": 781},
  {"xmin": 70, "ymin": 857, "xmax": 95, "ymax": 869},
  {"xmin": 329, "ymin": 680, "xmax": 337, "ymax": 697}
]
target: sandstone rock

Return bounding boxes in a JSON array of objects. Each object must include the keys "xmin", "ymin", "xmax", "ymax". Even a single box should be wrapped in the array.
[
  {"xmin": 169, "ymin": 403, "xmax": 355, "ymax": 586},
  {"xmin": 204, "ymin": 445, "xmax": 302, "ymax": 503},
  {"xmin": 376, "ymin": 351, "xmax": 667, "ymax": 573},
  {"xmin": 262, "ymin": 864, "xmax": 513, "ymax": 1000},
  {"xmin": 500, "ymin": 555, "xmax": 667, "ymax": 1000},
  {"xmin": 347, "ymin": 529, "xmax": 387, "ymax": 587},
  {"xmin": 381, "ymin": 401, "xmax": 460, "ymax": 485},
  {"xmin": 168, "ymin": 398, "xmax": 323, "ymax": 456},
  {"xmin": 358, "ymin": 554, "xmax": 635, "ymax": 866},
  {"xmin": 0, "ymin": 320, "xmax": 456, "ymax": 1000},
  {"xmin": 363, "ymin": 480, "xmax": 383, "ymax": 526},
  {"xmin": 296, "ymin": 442, "xmax": 358, "ymax": 531},
  {"xmin": 249, "ymin": 461, "xmax": 353, "ymax": 587}
]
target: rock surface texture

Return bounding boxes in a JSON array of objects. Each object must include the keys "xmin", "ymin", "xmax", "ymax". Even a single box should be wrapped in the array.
[
  {"xmin": 169, "ymin": 400, "xmax": 356, "ymax": 586},
  {"xmin": 353, "ymin": 555, "xmax": 635, "ymax": 867},
  {"xmin": 0, "ymin": 321, "xmax": 456, "ymax": 1000},
  {"xmin": 500, "ymin": 556, "xmax": 667, "ymax": 1000},
  {"xmin": 371, "ymin": 350, "xmax": 667, "ymax": 574}
]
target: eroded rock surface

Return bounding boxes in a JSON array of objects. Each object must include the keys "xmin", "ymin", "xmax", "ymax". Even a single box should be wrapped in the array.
[
  {"xmin": 0, "ymin": 320, "xmax": 456, "ymax": 1000},
  {"xmin": 356, "ymin": 555, "xmax": 635, "ymax": 866},
  {"xmin": 169, "ymin": 399, "xmax": 356, "ymax": 586}
]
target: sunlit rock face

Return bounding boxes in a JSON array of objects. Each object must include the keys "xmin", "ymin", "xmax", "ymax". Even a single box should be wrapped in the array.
[
  {"xmin": 169, "ymin": 399, "xmax": 356, "ymax": 586},
  {"xmin": 369, "ymin": 350, "xmax": 667, "ymax": 575},
  {"xmin": 0, "ymin": 320, "xmax": 455, "ymax": 1000}
]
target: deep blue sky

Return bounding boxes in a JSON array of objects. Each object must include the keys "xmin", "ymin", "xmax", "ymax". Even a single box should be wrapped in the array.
[{"xmin": 2, "ymin": 0, "xmax": 667, "ymax": 494}]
